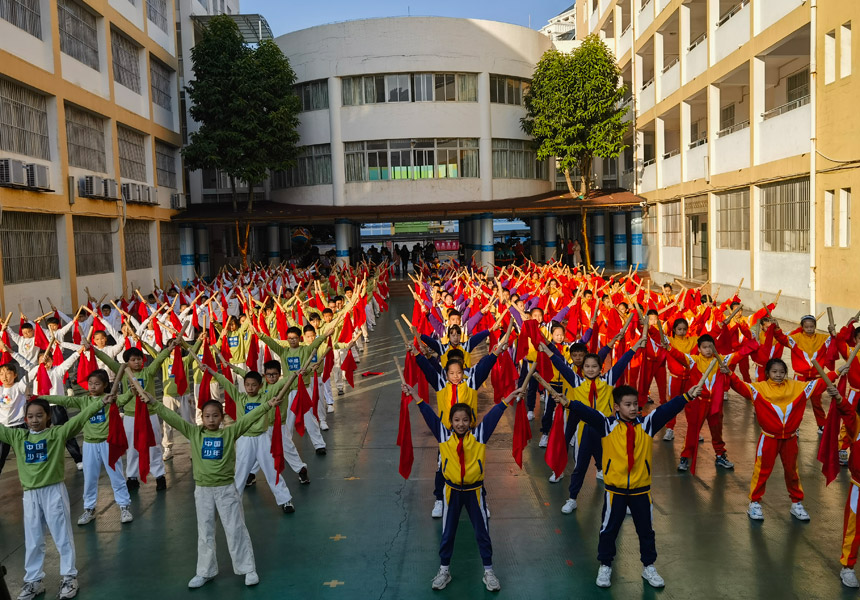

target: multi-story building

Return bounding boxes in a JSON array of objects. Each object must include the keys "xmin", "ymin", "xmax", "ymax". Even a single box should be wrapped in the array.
[
  {"xmin": 579, "ymin": 0, "xmax": 858, "ymax": 321},
  {"xmin": 0, "ymin": 0, "xmax": 184, "ymax": 314}
]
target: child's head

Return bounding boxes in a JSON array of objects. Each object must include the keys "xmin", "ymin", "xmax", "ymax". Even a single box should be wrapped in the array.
[
  {"xmin": 26, "ymin": 398, "xmax": 51, "ymax": 432},
  {"xmin": 92, "ymin": 330, "xmax": 108, "ymax": 348},
  {"xmin": 672, "ymin": 318, "xmax": 689, "ymax": 337},
  {"xmin": 243, "ymin": 371, "xmax": 263, "ymax": 396},
  {"xmin": 765, "ymin": 358, "xmax": 788, "ymax": 384},
  {"xmin": 20, "ymin": 323, "xmax": 34, "ymax": 338},
  {"xmin": 302, "ymin": 324, "xmax": 316, "ymax": 344},
  {"xmin": 122, "ymin": 347, "xmax": 145, "ymax": 370},
  {"xmin": 227, "ymin": 316, "xmax": 240, "ymax": 332},
  {"xmin": 612, "ymin": 385, "xmax": 639, "ymax": 421},
  {"xmin": 308, "ymin": 313, "xmax": 321, "ymax": 328},
  {"xmin": 662, "ymin": 283, "xmax": 673, "ymax": 294},
  {"xmin": 286, "ymin": 327, "xmax": 302, "ymax": 348},
  {"xmin": 449, "ymin": 402, "xmax": 475, "ymax": 435},
  {"xmin": 647, "ymin": 309, "xmax": 659, "ymax": 327},
  {"xmin": 569, "ymin": 342, "xmax": 588, "ymax": 367},
  {"xmin": 447, "ymin": 309, "xmax": 461, "ymax": 326},
  {"xmin": 200, "ymin": 400, "xmax": 224, "ymax": 431},
  {"xmin": 550, "ymin": 322, "xmax": 565, "ymax": 344},
  {"xmin": 87, "ymin": 369, "xmax": 110, "ymax": 395},
  {"xmin": 583, "ymin": 290, "xmax": 594, "ymax": 300},
  {"xmin": 697, "ymin": 334, "xmax": 716, "ymax": 358},
  {"xmin": 263, "ymin": 360, "xmax": 281, "ymax": 385},
  {"xmin": 322, "ymin": 308, "xmax": 334, "ymax": 323},
  {"xmin": 582, "ymin": 353, "xmax": 602, "ymax": 379},
  {"xmin": 800, "ymin": 315, "xmax": 817, "ymax": 335},
  {"xmin": 447, "ymin": 325, "xmax": 462, "ymax": 346},
  {"xmin": 45, "ymin": 317, "xmax": 60, "ymax": 331},
  {"xmin": 0, "ymin": 362, "xmax": 18, "ymax": 386},
  {"xmin": 445, "ymin": 360, "xmax": 465, "ymax": 385},
  {"xmin": 529, "ymin": 307, "xmax": 544, "ymax": 322}
]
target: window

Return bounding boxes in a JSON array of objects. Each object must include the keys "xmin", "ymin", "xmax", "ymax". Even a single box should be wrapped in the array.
[
  {"xmin": 385, "ymin": 74, "xmax": 410, "ymax": 102},
  {"xmin": 0, "ymin": 78, "xmax": 50, "ymax": 160},
  {"xmin": 435, "ymin": 74, "xmax": 455, "ymax": 102},
  {"xmin": 840, "ymin": 188, "xmax": 851, "ymax": 247},
  {"xmin": 58, "ymin": 0, "xmax": 99, "ymax": 70},
  {"xmin": 642, "ymin": 209, "xmax": 657, "ymax": 248},
  {"xmin": 65, "ymin": 104, "xmax": 106, "ymax": 172},
  {"xmin": 489, "ymin": 75, "xmax": 529, "ymax": 105},
  {"xmin": 124, "ymin": 219, "xmax": 151, "ymax": 270},
  {"xmin": 160, "ymin": 221, "xmax": 180, "ymax": 265},
  {"xmin": 271, "ymin": 144, "xmax": 331, "ymax": 188},
  {"xmin": 73, "ymin": 216, "xmax": 114, "ymax": 276},
  {"xmin": 146, "ymin": 0, "xmax": 168, "ymax": 32},
  {"xmin": 719, "ymin": 104, "xmax": 735, "ymax": 131},
  {"xmin": 343, "ymin": 139, "xmax": 479, "ymax": 182},
  {"xmin": 414, "ymin": 73, "xmax": 433, "ymax": 102},
  {"xmin": 155, "ymin": 141, "xmax": 177, "ymax": 188},
  {"xmin": 825, "ymin": 189, "xmax": 835, "ymax": 247},
  {"xmin": 826, "ymin": 30, "xmax": 836, "ymax": 84},
  {"xmin": 0, "ymin": 212, "xmax": 59, "ymax": 284},
  {"xmin": 716, "ymin": 188, "xmax": 750, "ymax": 250},
  {"xmin": 0, "ymin": 0, "xmax": 42, "ymax": 39},
  {"xmin": 760, "ymin": 178, "xmax": 810, "ymax": 253},
  {"xmin": 492, "ymin": 139, "xmax": 546, "ymax": 180},
  {"xmin": 342, "ymin": 73, "xmax": 477, "ymax": 105},
  {"xmin": 150, "ymin": 58, "xmax": 173, "ymax": 109},
  {"xmin": 662, "ymin": 201, "xmax": 681, "ymax": 247},
  {"xmin": 111, "ymin": 30, "xmax": 140, "ymax": 93},
  {"xmin": 117, "ymin": 126, "xmax": 147, "ymax": 182},
  {"xmin": 842, "ymin": 23, "xmax": 852, "ymax": 78},
  {"xmin": 458, "ymin": 74, "xmax": 478, "ymax": 102},
  {"xmin": 344, "ymin": 141, "xmax": 366, "ymax": 182},
  {"xmin": 295, "ymin": 79, "xmax": 329, "ymax": 111},
  {"xmin": 786, "ymin": 68, "xmax": 809, "ymax": 102}
]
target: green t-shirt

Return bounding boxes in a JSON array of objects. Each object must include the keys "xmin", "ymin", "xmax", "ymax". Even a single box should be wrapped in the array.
[
  {"xmin": 210, "ymin": 371, "xmax": 283, "ymax": 437},
  {"xmin": 96, "ymin": 345, "xmax": 171, "ymax": 416},
  {"xmin": 0, "ymin": 400, "xmax": 104, "ymax": 490},
  {"xmin": 40, "ymin": 391, "xmax": 134, "ymax": 443},
  {"xmin": 153, "ymin": 338, "xmax": 203, "ymax": 398},
  {"xmin": 259, "ymin": 334, "xmax": 324, "ymax": 392}
]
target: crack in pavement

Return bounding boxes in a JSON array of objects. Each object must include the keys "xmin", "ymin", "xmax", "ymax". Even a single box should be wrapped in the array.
[{"xmin": 378, "ymin": 477, "xmax": 408, "ymax": 600}]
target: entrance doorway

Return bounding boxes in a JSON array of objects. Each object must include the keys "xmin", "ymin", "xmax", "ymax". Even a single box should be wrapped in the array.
[{"xmin": 685, "ymin": 214, "xmax": 708, "ymax": 281}]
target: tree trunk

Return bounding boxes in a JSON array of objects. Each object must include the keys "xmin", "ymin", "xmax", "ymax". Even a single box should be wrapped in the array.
[
  {"xmin": 579, "ymin": 155, "xmax": 592, "ymax": 199},
  {"xmin": 229, "ymin": 176, "xmax": 238, "ymax": 213},
  {"xmin": 247, "ymin": 182, "xmax": 255, "ymax": 213},
  {"xmin": 580, "ymin": 206, "xmax": 591, "ymax": 270},
  {"xmin": 564, "ymin": 168, "xmax": 576, "ymax": 197}
]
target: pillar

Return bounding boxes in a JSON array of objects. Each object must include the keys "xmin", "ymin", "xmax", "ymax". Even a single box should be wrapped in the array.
[
  {"xmin": 480, "ymin": 213, "xmax": 494, "ymax": 274},
  {"xmin": 458, "ymin": 219, "xmax": 466, "ymax": 260},
  {"xmin": 194, "ymin": 226, "xmax": 210, "ymax": 278},
  {"xmin": 612, "ymin": 212, "xmax": 628, "ymax": 270},
  {"xmin": 544, "ymin": 214, "xmax": 558, "ymax": 262},
  {"xmin": 179, "ymin": 224, "xmax": 195, "ymax": 285},
  {"xmin": 280, "ymin": 225, "xmax": 291, "ymax": 259},
  {"xmin": 530, "ymin": 217, "xmax": 543, "ymax": 261},
  {"xmin": 631, "ymin": 209, "xmax": 644, "ymax": 268},
  {"xmin": 478, "ymin": 72, "xmax": 493, "ymax": 203},
  {"xmin": 335, "ymin": 219, "xmax": 350, "ymax": 267},
  {"xmin": 267, "ymin": 224, "xmax": 280, "ymax": 266},
  {"xmin": 593, "ymin": 212, "xmax": 606, "ymax": 268},
  {"xmin": 328, "ymin": 76, "xmax": 345, "ymax": 207}
]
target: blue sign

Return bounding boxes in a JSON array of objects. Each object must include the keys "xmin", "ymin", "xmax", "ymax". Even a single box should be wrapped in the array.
[
  {"xmin": 24, "ymin": 439, "xmax": 47, "ymax": 464},
  {"xmin": 201, "ymin": 437, "xmax": 223, "ymax": 460},
  {"xmin": 245, "ymin": 402, "xmax": 260, "ymax": 414},
  {"xmin": 89, "ymin": 408, "xmax": 106, "ymax": 424}
]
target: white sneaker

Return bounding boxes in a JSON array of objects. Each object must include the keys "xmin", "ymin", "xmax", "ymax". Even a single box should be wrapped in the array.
[
  {"xmin": 17, "ymin": 580, "xmax": 45, "ymax": 600},
  {"xmin": 539, "ymin": 434, "xmax": 549, "ymax": 448},
  {"xmin": 549, "ymin": 472, "xmax": 564, "ymax": 483},
  {"xmin": 527, "ymin": 411, "xmax": 534, "ymax": 421},
  {"xmin": 482, "ymin": 569, "xmax": 501, "ymax": 591},
  {"xmin": 57, "ymin": 576, "xmax": 78, "ymax": 600},
  {"xmin": 595, "ymin": 470, "xmax": 604, "ymax": 481},
  {"xmin": 642, "ymin": 565, "xmax": 665, "ymax": 588},
  {"xmin": 431, "ymin": 500, "xmax": 444, "ymax": 518},
  {"xmin": 790, "ymin": 502, "xmax": 810, "ymax": 521},
  {"xmin": 326, "ymin": 404, "xmax": 334, "ymax": 413},
  {"xmin": 76, "ymin": 462, "xmax": 83, "ymax": 471},
  {"xmin": 120, "ymin": 506, "xmax": 133, "ymax": 523},
  {"xmin": 245, "ymin": 572, "xmax": 259, "ymax": 586},
  {"xmin": 596, "ymin": 565, "xmax": 612, "ymax": 588},
  {"xmin": 663, "ymin": 428, "xmax": 674, "ymax": 441},
  {"xmin": 431, "ymin": 568, "xmax": 452, "ymax": 590},
  {"xmin": 561, "ymin": 499, "xmax": 577, "ymax": 513},
  {"xmin": 163, "ymin": 449, "xmax": 173, "ymax": 461},
  {"xmin": 188, "ymin": 576, "xmax": 213, "ymax": 589},
  {"xmin": 841, "ymin": 567, "xmax": 860, "ymax": 588},
  {"xmin": 748, "ymin": 501, "xmax": 764, "ymax": 520},
  {"xmin": 320, "ymin": 422, "xmax": 330, "ymax": 431},
  {"xmin": 77, "ymin": 508, "xmax": 95, "ymax": 526}
]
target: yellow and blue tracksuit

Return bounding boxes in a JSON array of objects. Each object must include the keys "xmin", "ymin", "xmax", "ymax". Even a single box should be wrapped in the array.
[
  {"xmin": 417, "ymin": 398, "xmax": 508, "ymax": 567},
  {"xmin": 567, "ymin": 393, "xmax": 692, "ymax": 567},
  {"xmin": 420, "ymin": 330, "xmax": 490, "ymax": 369}
]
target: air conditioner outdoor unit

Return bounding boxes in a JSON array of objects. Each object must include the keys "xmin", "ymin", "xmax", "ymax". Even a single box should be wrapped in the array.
[
  {"xmin": 25, "ymin": 164, "xmax": 50, "ymax": 189},
  {"xmin": 79, "ymin": 175, "xmax": 104, "ymax": 198},
  {"xmin": 170, "ymin": 193, "xmax": 185, "ymax": 210},
  {"xmin": 149, "ymin": 186, "xmax": 158, "ymax": 204},
  {"xmin": 130, "ymin": 183, "xmax": 142, "ymax": 202},
  {"xmin": 103, "ymin": 178, "xmax": 119, "ymax": 200},
  {"xmin": 0, "ymin": 159, "xmax": 27, "ymax": 186},
  {"xmin": 121, "ymin": 182, "xmax": 132, "ymax": 202}
]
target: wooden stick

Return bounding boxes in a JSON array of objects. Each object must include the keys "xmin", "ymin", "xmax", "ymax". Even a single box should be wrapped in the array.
[
  {"xmin": 532, "ymin": 372, "xmax": 564, "ymax": 403},
  {"xmin": 827, "ymin": 307, "xmax": 835, "ymax": 329},
  {"xmin": 811, "ymin": 359, "xmax": 831, "ymax": 383},
  {"xmin": 774, "ymin": 289, "xmax": 782, "ymax": 305},
  {"xmin": 721, "ymin": 305, "xmax": 743, "ymax": 326},
  {"xmin": 732, "ymin": 278, "xmax": 744, "ymax": 298},
  {"xmin": 109, "ymin": 364, "xmax": 128, "ymax": 395},
  {"xmin": 393, "ymin": 359, "xmax": 406, "ymax": 384},
  {"xmin": 394, "ymin": 319, "xmax": 411, "ymax": 345},
  {"xmin": 815, "ymin": 310, "xmax": 827, "ymax": 322}
]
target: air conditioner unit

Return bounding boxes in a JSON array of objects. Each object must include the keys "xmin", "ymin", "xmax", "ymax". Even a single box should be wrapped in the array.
[
  {"xmin": 170, "ymin": 193, "xmax": 185, "ymax": 210},
  {"xmin": 25, "ymin": 164, "xmax": 50, "ymax": 189},
  {"xmin": 130, "ymin": 183, "xmax": 142, "ymax": 202},
  {"xmin": 79, "ymin": 175, "xmax": 104, "ymax": 198},
  {"xmin": 149, "ymin": 186, "xmax": 159, "ymax": 204},
  {"xmin": 103, "ymin": 178, "xmax": 118, "ymax": 200},
  {"xmin": 121, "ymin": 182, "xmax": 132, "ymax": 202},
  {"xmin": 0, "ymin": 159, "xmax": 27, "ymax": 186}
]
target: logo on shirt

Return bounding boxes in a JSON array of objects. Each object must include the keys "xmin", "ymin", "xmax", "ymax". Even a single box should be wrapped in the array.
[
  {"xmin": 245, "ymin": 402, "xmax": 260, "ymax": 414},
  {"xmin": 228, "ymin": 337, "xmax": 239, "ymax": 348},
  {"xmin": 89, "ymin": 408, "xmax": 106, "ymax": 424},
  {"xmin": 286, "ymin": 356, "xmax": 301, "ymax": 371},
  {"xmin": 201, "ymin": 437, "xmax": 223, "ymax": 460},
  {"xmin": 24, "ymin": 439, "xmax": 47, "ymax": 464}
]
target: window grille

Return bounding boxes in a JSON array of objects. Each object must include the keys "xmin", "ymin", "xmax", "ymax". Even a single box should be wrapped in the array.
[
  {"xmin": 65, "ymin": 104, "xmax": 106, "ymax": 172},
  {"xmin": 150, "ymin": 58, "xmax": 173, "ymax": 109},
  {"xmin": 118, "ymin": 125, "xmax": 147, "ymax": 182},
  {"xmin": 760, "ymin": 178, "xmax": 809, "ymax": 253},
  {"xmin": 0, "ymin": 0, "xmax": 41, "ymax": 39},
  {"xmin": 155, "ymin": 140, "xmax": 176, "ymax": 188},
  {"xmin": 146, "ymin": 0, "xmax": 168, "ymax": 32},
  {"xmin": 58, "ymin": 0, "xmax": 99, "ymax": 70},
  {"xmin": 124, "ymin": 219, "xmax": 151, "ymax": 271},
  {"xmin": 342, "ymin": 73, "xmax": 479, "ymax": 105},
  {"xmin": 661, "ymin": 201, "xmax": 682, "ymax": 247},
  {"xmin": 111, "ymin": 30, "xmax": 140, "ymax": 93},
  {"xmin": 0, "ymin": 212, "xmax": 59, "ymax": 284},
  {"xmin": 160, "ymin": 221, "xmax": 180, "ymax": 265},
  {"xmin": 0, "ymin": 77, "xmax": 50, "ymax": 160},
  {"xmin": 716, "ymin": 188, "xmax": 750, "ymax": 250},
  {"xmin": 73, "ymin": 216, "xmax": 114, "ymax": 276}
]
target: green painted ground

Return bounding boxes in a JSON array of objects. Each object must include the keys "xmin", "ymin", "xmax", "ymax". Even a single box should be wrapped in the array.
[{"xmin": 0, "ymin": 293, "xmax": 854, "ymax": 599}]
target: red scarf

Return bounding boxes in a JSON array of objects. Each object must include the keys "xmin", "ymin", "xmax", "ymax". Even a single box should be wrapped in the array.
[
  {"xmin": 626, "ymin": 421, "xmax": 636, "ymax": 475},
  {"xmin": 36, "ymin": 363, "xmax": 52, "ymax": 395},
  {"xmin": 544, "ymin": 403, "xmax": 568, "ymax": 477},
  {"xmin": 107, "ymin": 402, "xmax": 128, "ymax": 469},
  {"xmin": 322, "ymin": 338, "xmax": 334, "ymax": 382},
  {"xmin": 311, "ymin": 371, "xmax": 320, "ymax": 420},
  {"xmin": 246, "ymin": 334, "xmax": 259, "ymax": 371},
  {"xmin": 271, "ymin": 405, "xmax": 285, "ymax": 483},
  {"xmin": 397, "ymin": 369, "xmax": 414, "ymax": 479},
  {"xmin": 170, "ymin": 346, "xmax": 188, "ymax": 396},
  {"xmin": 133, "ymin": 396, "xmax": 156, "ymax": 482},
  {"xmin": 341, "ymin": 351, "xmax": 356, "ymax": 388},
  {"xmin": 512, "ymin": 395, "xmax": 531, "ymax": 468},
  {"xmin": 290, "ymin": 376, "xmax": 313, "ymax": 436},
  {"xmin": 456, "ymin": 436, "xmax": 466, "ymax": 485}
]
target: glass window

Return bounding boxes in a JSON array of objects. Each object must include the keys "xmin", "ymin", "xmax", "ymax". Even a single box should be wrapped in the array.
[
  {"xmin": 150, "ymin": 58, "xmax": 173, "ymax": 110},
  {"xmin": 760, "ymin": 178, "xmax": 810, "ymax": 253},
  {"xmin": 0, "ymin": 212, "xmax": 59, "ymax": 284},
  {"xmin": 73, "ymin": 216, "xmax": 114, "ymax": 276},
  {"xmin": 342, "ymin": 77, "xmax": 363, "ymax": 106},
  {"xmin": 155, "ymin": 140, "xmax": 177, "ymax": 188},
  {"xmin": 296, "ymin": 79, "xmax": 329, "ymax": 111},
  {"xmin": 385, "ymin": 74, "xmax": 410, "ymax": 103},
  {"xmin": 434, "ymin": 74, "xmax": 455, "ymax": 102},
  {"xmin": 720, "ymin": 104, "xmax": 735, "ymax": 130},
  {"xmin": 117, "ymin": 125, "xmax": 147, "ymax": 182},
  {"xmin": 147, "ymin": 0, "xmax": 168, "ymax": 32},
  {"xmin": 65, "ymin": 104, "xmax": 106, "ymax": 172},
  {"xmin": 0, "ymin": 77, "xmax": 50, "ymax": 160},
  {"xmin": 787, "ymin": 68, "xmax": 809, "ymax": 102},
  {"xmin": 112, "ymin": 30, "xmax": 141, "ymax": 93},
  {"xmin": 344, "ymin": 141, "xmax": 366, "ymax": 182},
  {"xmin": 414, "ymin": 74, "xmax": 433, "ymax": 102},
  {"xmin": 716, "ymin": 188, "xmax": 750, "ymax": 250},
  {"xmin": 457, "ymin": 74, "xmax": 477, "ymax": 102},
  {"xmin": 124, "ymin": 219, "xmax": 151, "ymax": 271},
  {"xmin": 0, "ymin": 0, "xmax": 42, "ymax": 39},
  {"xmin": 160, "ymin": 221, "xmax": 180, "ymax": 266},
  {"xmin": 662, "ymin": 201, "xmax": 682, "ymax": 247},
  {"xmin": 58, "ymin": 0, "xmax": 99, "ymax": 70}
]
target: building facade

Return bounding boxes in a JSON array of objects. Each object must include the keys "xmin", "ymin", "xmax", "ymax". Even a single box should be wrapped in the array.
[{"xmin": 0, "ymin": 0, "xmax": 184, "ymax": 314}]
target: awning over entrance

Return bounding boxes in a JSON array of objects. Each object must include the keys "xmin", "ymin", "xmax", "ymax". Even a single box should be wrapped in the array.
[{"xmin": 172, "ymin": 188, "xmax": 645, "ymax": 225}]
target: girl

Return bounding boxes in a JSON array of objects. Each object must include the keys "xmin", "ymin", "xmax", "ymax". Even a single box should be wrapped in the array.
[
  {"xmin": 403, "ymin": 381, "xmax": 522, "ymax": 592},
  {"xmin": 0, "ymin": 394, "xmax": 115, "ymax": 600},
  {"xmin": 139, "ymin": 389, "xmax": 283, "ymax": 589},
  {"xmin": 663, "ymin": 317, "xmax": 699, "ymax": 442}
]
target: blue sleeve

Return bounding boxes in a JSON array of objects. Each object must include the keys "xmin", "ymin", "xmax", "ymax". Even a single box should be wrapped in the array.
[
  {"xmin": 606, "ymin": 349, "xmax": 634, "ymax": 386},
  {"xmin": 427, "ymin": 312, "xmax": 444, "ymax": 337},
  {"xmin": 417, "ymin": 400, "xmax": 445, "ymax": 442},
  {"xmin": 472, "ymin": 353, "xmax": 498, "ymax": 388},
  {"xmin": 525, "ymin": 296, "xmax": 540, "ymax": 311},
  {"xmin": 597, "ymin": 344, "xmax": 612, "ymax": 365},
  {"xmin": 415, "ymin": 354, "xmax": 444, "ymax": 390},
  {"xmin": 567, "ymin": 400, "xmax": 608, "ymax": 434},
  {"xmin": 550, "ymin": 352, "xmax": 580, "ymax": 387},
  {"xmin": 474, "ymin": 402, "xmax": 508, "ymax": 444},
  {"xmin": 420, "ymin": 334, "xmax": 443, "ymax": 357},
  {"xmin": 465, "ymin": 330, "xmax": 490, "ymax": 351},
  {"xmin": 465, "ymin": 310, "xmax": 484, "ymax": 333},
  {"xmin": 580, "ymin": 327, "xmax": 593, "ymax": 345},
  {"xmin": 510, "ymin": 309, "xmax": 523, "ymax": 329},
  {"xmin": 555, "ymin": 306, "xmax": 570, "ymax": 322},
  {"xmin": 643, "ymin": 395, "xmax": 689, "ymax": 436}
]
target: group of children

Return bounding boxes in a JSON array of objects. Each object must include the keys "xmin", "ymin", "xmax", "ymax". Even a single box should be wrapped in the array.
[{"xmin": 0, "ymin": 261, "xmax": 389, "ymax": 599}]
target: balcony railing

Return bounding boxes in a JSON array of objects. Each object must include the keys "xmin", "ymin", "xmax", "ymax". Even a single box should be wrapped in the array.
[
  {"xmin": 643, "ymin": 157, "xmax": 656, "ymax": 167},
  {"xmin": 662, "ymin": 148, "xmax": 680, "ymax": 160},
  {"xmin": 716, "ymin": 0, "xmax": 750, "ymax": 27},
  {"xmin": 621, "ymin": 22, "xmax": 632, "ymax": 35},
  {"xmin": 688, "ymin": 136, "xmax": 708, "ymax": 149},
  {"xmin": 717, "ymin": 120, "xmax": 750, "ymax": 137},
  {"xmin": 662, "ymin": 57, "xmax": 679, "ymax": 73},
  {"xmin": 761, "ymin": 94, "xmax": 810, "ymax": 120},
  {"xmin": 641, "ymin": 77, "xmax": 654, "ymax": 90},
  {"xmin": 623, "ymin": 166, "xmax": 635, "ymax": 174},
  {"xmin": 688, "ymin": 32, "xmax": 707, "ymax": 51},
  {"xmin": 640, "ymin": 0, "xmax": 653, "ymax": 13}
]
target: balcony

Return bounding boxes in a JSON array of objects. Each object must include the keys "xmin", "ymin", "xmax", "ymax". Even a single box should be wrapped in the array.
[
  {"xmin": 600, "ymin": 0, "xmax": 611, "ymax": 17},
  {"xmin": 618, "ymin": 24, "xmax": 633, "ymax": 58},
  {"xmin": 757, "ymin": 97, "xmax": 810, "ymax": 164},
  {"xmin": 621, "ymin": 167, "xmax": 635, "ymax": 191},
  {"xmin": 686, "ymin": 140, "xmax": 708, "ymax": 181},
  {"xmin": 757, "ymin": 0, "xmax": 804, "ymax": 35},
  {"xmin": 660, "ymin": 59, "xmax": 680, "ymax": 101},
  {"xmin": 641, "ymin": 161, "xmax": 656, "ymax": 192},
  {"xmin": 638, "ymin": 0, "xmax": 654, "ymax": 37},
  {"xmin": 714, "ymin": 122, "xmax": 750, "ymax": 174},
  {"xmin": 591, "ymin": 7, "xmax": 599, "ymax": 32},
  {"xmin": 639, "ymin": 79, "xmax": 656, "ymax": 113},
  {"xmin": 662, "ymin": 151, "xmax": 681, "ymax": 187},
  {"xmin": 685, "ymin": 35, "xmax": 708, "ymax": 83},
  {"xmin": 714, "ymin": 1, "xmax": 750, "ymax": 64}
]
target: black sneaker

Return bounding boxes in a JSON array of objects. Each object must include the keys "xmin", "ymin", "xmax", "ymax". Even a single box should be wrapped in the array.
[
  {"xmin": 337, "ymin": 389, "xmax": 345, "ymax": 396},
  {"xmin": 246, "ymin": 473, "xmax": 256, "ymax": 487},
  {"xmin": 298, "ymin": 467, "xmax": 310, "ymax": 484},
  {"xmin": 281, "ymin": 501, "xmax": 295, "ymax": 514},
  {"xmin": 315, "ymin": 447, "xmax": 327, "ymax": 456},
  {"xmin": 677, "ymin": 458, "xmax": 690, "ymax": 472},
  {"xmin": 156, "ymin": 476, "xmax": 167, "ymax": 490},
  {"xmin": 126, "ymin": 477, "xmax": 140, "ymax": 491},
  {"xmin": 715, "ymin": 453, "xmax": 734, "ymax": 469}
]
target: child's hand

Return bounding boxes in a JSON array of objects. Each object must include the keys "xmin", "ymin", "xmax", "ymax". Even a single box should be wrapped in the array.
[
  {"xmin": 538, "ymin": 342, "xmax": 551, "ymax": 356},
  {"xmin": 688, "ymin": 382, "xmax": 703, "ymax": 399},
  {"xmin": 492, "ymin": 342, "xmax": 508, "ymax": 356}
]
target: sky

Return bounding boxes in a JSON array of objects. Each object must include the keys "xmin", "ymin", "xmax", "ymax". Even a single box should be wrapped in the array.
[{"xmin": 241, "ymin": 0, "xmax": 568, "ymax": 36}]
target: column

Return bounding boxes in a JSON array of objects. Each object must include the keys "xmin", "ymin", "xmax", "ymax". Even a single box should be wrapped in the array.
[
  {"xmin": 458, "ymin": 219, "xmax": 466, "ymax": 260},
  {"xmin": 680, "ymin": 100, "xmax": 691, "ymax": 182},
  {"xmin": 706, "ymin": 84, "xmax": 720, "ymax": 181},
  {"xmin": 471, "ymin": 216, "xmax": 482, "ymax": 263},
  {"xmin": 612, "ymin": 212, "xmax": 628, "ymax": 269},
  {"xmin": 480, "ymin": 213, "xmax": 494, "ymax": 273},
  {"xmin": 751, "ymin": 56, "xmax": 765, "ymax": 166},
  {"xmin": 267, "ymin": 224, "xmax": 280, "ymax": 266},
  {"xmin": 335, "ymin": 219, "xmax": 350, "ymax": 267},
  {"xmin": 631, "ymin": 209, "xmax": 644, "ymax": 269},
  {"xmin": 194, "ymin": 226, "xmax": 210, "ymax": 278},
  {"xmin": 544, "ymin": 214, "xmax": 558, "ymax": 262},
  {"xmin": 179, "ymin": 224, "xmax": 195, "ymax": 284},
  {"xmin": 530, "ymin": 217, "xmax": 543, "ymax": 262},
  {"xmin": 655, "ymin": 116, "xmax": 665, "ymax": 189},
  {"xmin": 328, "ymin": 77, "xmax": 345, "ymax": 207},
  {"xmin": 654, "ymin": 31, "xmax": 664, "ymax": 102},
  {"xmin": 478, "ymin": 72, "xmax": 493, "ymax": 203},
  {"xmin": 593, "ymin": 212, "xmax": 606, "ymax": 268},
  {"xmin": 280, "ymin": 225, "xmax": 291, "ymax": 259}
]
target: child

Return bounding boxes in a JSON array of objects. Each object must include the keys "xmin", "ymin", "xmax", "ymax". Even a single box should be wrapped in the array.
[
  {"xmin": 0, "ymin": 361, "xmax": 31, "ymax": 475},
  {"xmin": 139, "ymin": 390, "xmax": 282, "ymax": 588},
  {"xmin": 1, "ymin": 394, "xmax": 115, "ymax": 600},
  {"xmin": 556, "ymin": 383, "xmax": 701, "ymax": 589},
  {"xmin": 403, "ymin": 381, "xmax": 521, "ymax": 592},
  {"xmin": 41, "ymin": 370, "xmax": 135, "ymax": 526}
]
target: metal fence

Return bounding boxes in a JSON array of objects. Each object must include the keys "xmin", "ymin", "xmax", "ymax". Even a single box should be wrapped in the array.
[
  {"xmin": 0, "ymin": 212, "xmax": 60, "ymax": 284},
  {"xmin": 0, "ymin": 77, "xmax": 50, "ymax": 160}
]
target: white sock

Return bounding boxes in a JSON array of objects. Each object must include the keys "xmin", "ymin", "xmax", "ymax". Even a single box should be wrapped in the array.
[{"xmin": 439, "ymin": 566, "xmax": 450, "ymax": 574}]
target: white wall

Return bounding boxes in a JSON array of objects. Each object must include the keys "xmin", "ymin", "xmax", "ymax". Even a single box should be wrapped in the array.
[
  {"xmin": 712, "ymin": 248, "xmax": 750, "ymax": 286},
  {"xmin": 757, "ymin": 104, "xmax": 810, "ymax": 164},
  {"xmin": 757, "ymin": 251, "xmax": 809, "ymax": 298},
  {"xmin": 60, "ymin": 54, "xmax": 110, "ymax": 100},
  {"xmin": 661, "ymin": 246, "xmax": 683, "ymax": 275},
  {"xmin": 110, "ymin": 0, "xmax": 144, "ymax": 32},
  {"xmin": 714, "ymin": 3, "xmax": 750, "ymax": 64},
  {"xmin": 714, "ymin": 128, "xmax": 750, "ymax": 174},
  {"xmin": 4, "ymin": 280, "xmax": 65, "ymax": 317},
  {"xmin": 686, "ymin": 143, "xmax": 708, "ymax": 181}
]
